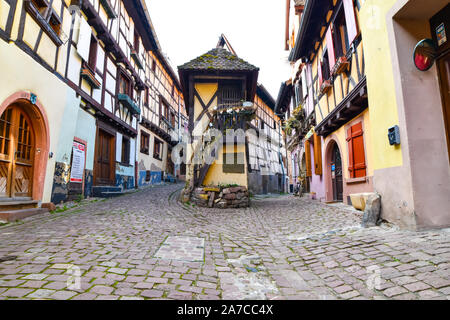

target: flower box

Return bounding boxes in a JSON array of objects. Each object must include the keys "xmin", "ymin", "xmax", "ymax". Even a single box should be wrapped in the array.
[
  {"xmin": 80, "ymin": 66, "xmax": 101, "ymax": 89},
  {"xmin": 319, "ymin": 80, "xmax": 332, "ymax": 95},
  {"xmin": 332, "ymin": 56, "xmax": 350, "ymax": 75}
]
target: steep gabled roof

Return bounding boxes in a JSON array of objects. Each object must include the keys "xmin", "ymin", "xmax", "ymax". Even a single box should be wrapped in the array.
[{"xmin": 178, "ymin": 48, "xmax": 259, "ymax": 72}]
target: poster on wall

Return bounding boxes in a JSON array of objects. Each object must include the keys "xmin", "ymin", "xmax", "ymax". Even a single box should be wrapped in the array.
[{"xmin": 70, "ymin": 141, "xmax": 86, "ymax": 183}]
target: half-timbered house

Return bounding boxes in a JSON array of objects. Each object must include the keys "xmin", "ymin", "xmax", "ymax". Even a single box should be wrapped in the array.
[
  {"xmin": 178, "ymin": 36, "xmax": 287, "ymax": 196},
  {"xmin": 279, "ymin": 0, "xmax": 373, "ymax": 204},
  {"xmin": 0, "ymin": 0, "xmax": 184, "ymax": 220}
]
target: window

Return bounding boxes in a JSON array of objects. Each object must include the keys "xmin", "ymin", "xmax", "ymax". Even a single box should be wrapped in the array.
[
  {"xmin": 170, "ymin": 112, "xmax": 176, "ymax": 128},
  {"xmin": 223, "ymin": 152, "xmax": 245, "ymax": 174},
  {"xmin": 121, "ymin": 136, "xmax": 130, "ymax": 165},
  {"xmin": 25, "ymin": 0, "xmax": 63, "ymax": 46},
  {"xmin": 171, "ymin": 84, "xmax": 175, "ymax": 96},
  {"xmin": 153, "ymin": 138, "xmax": 163, "ymax": 160},
  {"xmin": 347, "ymin": 122, "xmax": 366, "ymax": 178},
  {"xmin": 218, "ymin": 82, "xmax": 243, "ymax": 109},
  {"xmin": 133, "ymin": 30, "xmax": 139, "ymax": 52},
  {"xmin": 160, "ymin": 99, "xmax": 169, "ymax": 119},
  {"xmin": 152, "ymin": 59, "xmax": 156, "ymax": 73},
  {"xmin": 119, "ymin": 72, "xmax": 131, "ymax": 96},
  {"xmin": 144, "ymin": 87, "xmax": 149, "ymax": 107},
  {"xmin": 140, "ymin": 131, "xmax": 149, "ymax": 154},
  {"xmin": 321, "ymin": 48, "xmax": 331, "ymax": 81},
  {"xmin": 333, "ymin": 8, "xmax": 349, "ymax": 58},
  {"xmin": 88, "ymin": 35, "xmax": 98, "ymax": 71},
  {"xmin": 261, "ymin": 121, "xmax": 265, "ymax": 130}
]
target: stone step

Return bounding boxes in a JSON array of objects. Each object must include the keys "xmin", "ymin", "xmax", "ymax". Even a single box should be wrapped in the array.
[
  {"xmin": 92, "ymin": 186, "xmax": 122, "ymax": 198},
  {"xmin": 0, "ymin": 208, "xmax": 48, "ymax": 223},
  {"xmin": 0, "ymin": 200, "xmax": 39, "ymax": 212}
]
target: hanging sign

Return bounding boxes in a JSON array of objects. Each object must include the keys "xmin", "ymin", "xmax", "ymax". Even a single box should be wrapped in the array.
[
  {"xmin": 413, "ymin": 39, "xmax": 437, "ymax": 71},
  {"xmin": 70, "ymin": 141, "xmax": 86, "ymax": 183},
  {"xmin": 436, "ymin": 23, "xmax": 447, "ymax": 46}
]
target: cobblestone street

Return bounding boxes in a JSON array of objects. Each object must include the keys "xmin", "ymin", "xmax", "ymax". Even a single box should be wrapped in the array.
[{"xmin": 0, "ymin": 183, "xmax": 449, "ymax": 300}]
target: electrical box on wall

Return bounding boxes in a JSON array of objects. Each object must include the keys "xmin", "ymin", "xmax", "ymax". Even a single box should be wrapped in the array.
[{"xmin": 388, "ymin": 125, "xmax": 401, "ymax": 146}]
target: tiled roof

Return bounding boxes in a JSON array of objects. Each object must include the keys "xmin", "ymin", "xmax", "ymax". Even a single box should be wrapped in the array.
[{"xmin": 178, "ymin": 48, "xmax": 259, "ymax": 72}]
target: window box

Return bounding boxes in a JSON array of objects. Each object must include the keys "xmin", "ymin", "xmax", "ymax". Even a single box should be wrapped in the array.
[
  {"xmin": 118, "ymin": 93, "xmax": 141, "ymax": 115},
  {"xmin": 319, "ymin": 80, "xmax": 332, "ymax": 95},
  {"xmin": 24, "ymin": 0, "xmax": 63, "ymax": 46},
  {"xmin": 130, "ymin": 49, "xmax": 144, "ymax": 70},
  {"xmin": 99, "ymin": 0, "xmax": 117, "ymax": 19},
  {"xmin": 332, "ymin": 56, "xmax": 350, "ymax": 75},
  {"xmin": 81, "ymin": 63, "xmax": 101, "ymax": 89}
]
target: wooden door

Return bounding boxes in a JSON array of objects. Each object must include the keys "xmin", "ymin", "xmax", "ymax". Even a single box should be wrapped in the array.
[
  {"xmin": 331, "ymin": 143, "xmax": 343, "ymax": 201},
  {"xmin": 437, "ymin": 51, "xmax": 450, "ymax": 162},
  {"xmin": 0, "ymin": 106, "xmax": 34, "ymax": 199},
  {"xmin": 94, "ymin": 129, "xmax": 114, "ymax": 185}
]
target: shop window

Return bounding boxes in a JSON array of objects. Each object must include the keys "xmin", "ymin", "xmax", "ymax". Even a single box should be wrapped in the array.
[
  {"xmin": 121, "ymin": 136, "xmax": 130, "ymax": 165},
  {"xmin": 347, "ymin": 122, "xmax": 366, "ymax": 178},
  {"xmin": 153, "ymin": 138, "xmax": 163, "ymax": 160},
  {"xmin": 140, "ymin": 131, "xmax": 149, "ymax": 155}
]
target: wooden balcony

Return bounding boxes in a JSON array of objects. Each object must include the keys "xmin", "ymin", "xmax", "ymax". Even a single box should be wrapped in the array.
[{"xmin": 118, "ymin": 93, "xmax": 141, "ymax": 116}]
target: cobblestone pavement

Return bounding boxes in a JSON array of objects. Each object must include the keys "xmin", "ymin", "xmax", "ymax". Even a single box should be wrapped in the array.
[{"xmin": 0, "ymin": 183, "xmax": 449, "ymax": 300}]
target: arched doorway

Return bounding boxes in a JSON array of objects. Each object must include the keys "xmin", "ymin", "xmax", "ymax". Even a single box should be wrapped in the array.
[
  {"xmin": 0, "ymin": 92, "xmax": 50, "ymax": 201},
  {"xmin": 0, "ymin": 106, "xmax": 35, "ymax": 198},
  {"xmin": 330, "ymin": 142, "xmax": 343, "ymax": 201}
]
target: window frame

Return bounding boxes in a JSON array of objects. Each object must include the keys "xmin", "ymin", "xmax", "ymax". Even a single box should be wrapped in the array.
[
  {"xmin": 153, "ymin": 137, "xmax": 163, "ymax": 160},
  {"xmin": 140, "ymin": 130, "xmax": 150, "ymax": 155},
  {"xmin": 121, "ymin": 135, "xmax": 131, "ymax": 165}
]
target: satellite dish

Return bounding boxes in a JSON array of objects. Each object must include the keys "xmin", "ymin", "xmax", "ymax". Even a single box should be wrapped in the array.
[{"xmin": 413, "ymin": 39, "xmax": 437, "ymax": 71}]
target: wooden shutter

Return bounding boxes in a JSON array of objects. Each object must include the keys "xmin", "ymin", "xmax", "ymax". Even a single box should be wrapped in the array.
[
  {"xmin": 301, "ymin": 68, "xmax": 308, "ymax": 98},
  {"xmin": 318, "ymin": 60, "xmax": 323, "ymax": 87},
  {"xmin": 313, "ymin": 133, "xmax": 322, "ymax": 175},
  {"xmin": 343, "ymin": 0, "xmax": 358, "ymax": 44},
  {"xmin": 77, "ymin": 17, "xmax": 92, "ymax": 61},
  {"xmin": 326, "ymin": 25, "xmax": 336, "ymax": 71},
  {"xmin": 305, "ymin": 140, "xmax": 312, "ymax": 177},
  {"xmin": 346, "ymin": 122, "xmax": 366, "ymax": 178}
]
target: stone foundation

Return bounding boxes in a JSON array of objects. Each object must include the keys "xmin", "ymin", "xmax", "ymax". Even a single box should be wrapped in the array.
[{"xmin": 190, "ymin": 186, "xmax": 250, "ymax": 209}]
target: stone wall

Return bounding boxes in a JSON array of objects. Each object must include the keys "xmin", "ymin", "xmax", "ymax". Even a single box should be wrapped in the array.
[{"xmin": 190, "ymin": 186, "xmax": 250, "ymax": 209}]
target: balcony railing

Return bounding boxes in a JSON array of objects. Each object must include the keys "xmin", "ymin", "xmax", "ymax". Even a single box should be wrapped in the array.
[{"xmin": 118, "ymin": 93, "xmax": 141, "ymax": 115}]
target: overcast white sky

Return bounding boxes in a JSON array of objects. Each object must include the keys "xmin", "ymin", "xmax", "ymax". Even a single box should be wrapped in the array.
[{"xmin": 145, "ymin": 0, "xmax": 291, "ymax": 99}]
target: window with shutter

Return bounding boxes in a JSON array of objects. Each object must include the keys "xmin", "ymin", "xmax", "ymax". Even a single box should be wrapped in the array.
[
  {"xmin": 305, "ymin": 140, "xmax": 312, "ymax": 177},
  {"xmin": 346, "ymin": 122, "xmax": 366, "ymax": 178},
  {"xmin": 343, "ymin": 0, "xmax": 359, "ymax": 45},
  {"xmin": 313, "ymin": 133, "xmax": 322, "ymax": 175}
]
